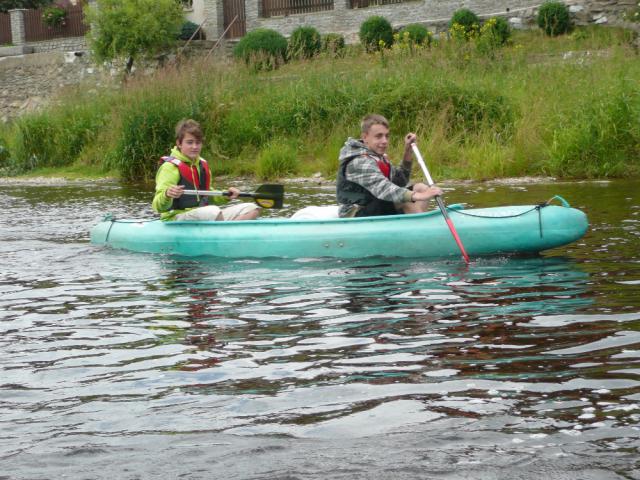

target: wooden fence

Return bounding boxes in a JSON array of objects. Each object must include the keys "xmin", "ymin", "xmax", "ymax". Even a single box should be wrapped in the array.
[
  {"xmin": 350, "ymin": 0, "xmax": 405, "ymax": 8},
  {"xmin": 262, "ymin": 0, "xmax": 334, "ymax": 18},
  {"xmin": 224, "ymin": 0, "xmax": 247, "ymax": 38},
  {"xmin": 0, "ymin": 12, "xmax": 11, "ymax": 45},
  {"xmin": 24, "ymin": 4, "xmax": 88, "ymax": 42}
]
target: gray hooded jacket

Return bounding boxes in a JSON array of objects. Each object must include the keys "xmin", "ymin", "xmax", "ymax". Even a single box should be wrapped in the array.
[{"xmin": 336, "ymin": 138, "xmax": 413, "ymax": 217}]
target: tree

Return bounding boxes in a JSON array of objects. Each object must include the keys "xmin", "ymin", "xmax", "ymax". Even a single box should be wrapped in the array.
[
  {"xmin": 0, "ymin": 0, "xmax": 52, "ymax": 13},
  {"xmin": 85, "ymin": 0, "xmax": 184, "ymax": 75}
]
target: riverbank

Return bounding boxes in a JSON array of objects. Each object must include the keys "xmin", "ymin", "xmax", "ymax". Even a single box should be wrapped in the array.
[
  {"xmin": 0, "ymin": 173, "xmax": 565, "ymax": 187},
  {"xmin": 1, "ymin": 26, "xmax": 639, "ymax": 182}
]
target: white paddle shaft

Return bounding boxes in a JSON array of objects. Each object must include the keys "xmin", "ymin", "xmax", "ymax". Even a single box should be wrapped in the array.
[
  {"xmin": 410, "ymin": 143, "xmax": 435, "ymax": 187},
  {"xmin": 182, "ymin": 190, "xmax": 229, "ymax": 197}
]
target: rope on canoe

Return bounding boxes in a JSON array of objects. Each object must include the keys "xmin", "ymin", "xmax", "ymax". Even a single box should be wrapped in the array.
[
  {"xmin": 101, "ymin": 214, "xmax": 162, "ymax": 243},
  {"xmin": 446, "ymin": 196, "xmax": 572, "ymax": 239}
]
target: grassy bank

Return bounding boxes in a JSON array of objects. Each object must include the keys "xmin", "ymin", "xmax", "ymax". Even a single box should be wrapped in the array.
[{"xmin": 1, "ymin": 26, "xmax": 639, "ymax": 182}]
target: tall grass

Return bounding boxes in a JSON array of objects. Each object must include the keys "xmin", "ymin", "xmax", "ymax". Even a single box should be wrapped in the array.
[{"xmin": 3, "ymin": 26, "xmax": 639, "ymax": 181}]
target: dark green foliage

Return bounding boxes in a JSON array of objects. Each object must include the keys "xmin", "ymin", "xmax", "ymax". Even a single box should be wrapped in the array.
[
  {"xmin": 42, "ymin": 5, "xmax": 66, "ymax": 28},
  {"xmin": 256, "ymin": 138, "xmax": 299, "ymax": 179},
  {"xmin": 487, "ymin": 16, "xmax": 511, "ymax": 45},
  {"xmin": 549, "ymin": 89, "xmax": 640, "ymax": 177},
  {"xmin": 450, "ymin": 8, "xmax": 480, "ymax": 34},
  {"xmin": 288, "ymin": 26, "xmax": 322, "ymax": 60},
  {"xmin": 233, "ymin": 28, "xmax": 288, "ymax": 71},
  {"xmin": 219, "ymin": 75, "xmax": 514, "ymax": 157},
  {"xmin": 359, "ymin": 16, "xmax": 394, "ymax": 52},
  {"xmin": 537, "ymin": 1, "xmax": 572, "ymax": 36},
  {"xmin": 178, "ymin": 21, "xmax": 205, "ymax": 40},
  {"xmin": 85, "ymin": 0, "xmax": 184, "ymax": 75},
  {"xmin": 11, "ymin": 106, "xmax": 108, "ymax": 174},
  {"xmin": 0, "ymin": 0, "xmax": 51, "ymax": 13},
  {"xmin": 322, "ymin": 33, "xmax": 345, "ymax": 57},
  {"xmin": 399, "ymin": 24, "xmax": 431, "ymax": 46},
  {"xmin": 106, "ymin": 97, "xmax": 207, "ymax": 180},
  {"xmin": 0, "ymin": 133, "xmax": 10, "ymax": 172},
  {"xmin": 372, "ymin": 81, "xmax": 514, "ymax": 139}
]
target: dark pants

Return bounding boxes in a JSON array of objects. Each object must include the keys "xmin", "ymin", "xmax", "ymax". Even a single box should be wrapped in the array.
[{"xmin": 355, "ymin": 199, "xmax": 400, "ymax": 217}]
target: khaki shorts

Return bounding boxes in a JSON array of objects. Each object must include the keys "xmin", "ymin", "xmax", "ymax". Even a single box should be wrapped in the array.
[{"xmin": 174, "ymin": 203, "xmax": 259, "ymax": 221}]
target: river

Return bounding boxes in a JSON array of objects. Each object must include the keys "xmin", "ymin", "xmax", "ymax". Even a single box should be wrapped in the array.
[{"xmin": 1, "ymin": 178, "xmax": 639, "ymax": 479}]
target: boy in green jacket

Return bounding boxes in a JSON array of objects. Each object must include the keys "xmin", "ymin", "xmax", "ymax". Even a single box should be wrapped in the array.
[{"xmin": 152, "ymin": 119, "xmax": 260, "ymax": 221}]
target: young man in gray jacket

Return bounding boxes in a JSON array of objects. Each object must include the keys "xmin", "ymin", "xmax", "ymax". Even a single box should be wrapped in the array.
[{"xmin": 336, "ymin": 114, "xmax": 442, "ymax": 218}]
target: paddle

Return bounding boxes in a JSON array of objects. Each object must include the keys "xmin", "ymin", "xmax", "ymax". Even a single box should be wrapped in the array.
[
  {"xmin": 411, "ymin": 143, "xmax": 470, "ymax": 264},
  {"xmin": 183, "ymin": 184, "xmax": 284, "ymax": 209}
]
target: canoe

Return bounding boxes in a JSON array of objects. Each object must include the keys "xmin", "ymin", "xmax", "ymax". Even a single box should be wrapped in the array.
[{"xmin": 90, "ymin": 197, "xmax": 588, "ymax": 259}]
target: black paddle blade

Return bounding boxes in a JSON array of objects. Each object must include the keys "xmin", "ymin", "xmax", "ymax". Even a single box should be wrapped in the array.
[{"xmin": 243, "ymin": 184, "xmax": 284, "ymax": 209}]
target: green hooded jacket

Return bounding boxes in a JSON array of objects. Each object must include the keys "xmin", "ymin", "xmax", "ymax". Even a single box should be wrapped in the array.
[{"xmin": 152, "ymin": 146, "xmax": 228, "ymax": 220}]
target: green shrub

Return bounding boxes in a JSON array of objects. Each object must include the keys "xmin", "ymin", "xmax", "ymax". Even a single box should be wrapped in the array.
[
  {"xmin": 360, "ymin": 16, "xmax": 394, "ymax": 52},
  {"xmin": 12, "ymin": 103, "xmax": 108, "ymax": 173},
  {"xmin": 233, "ymin": 28, "xmax": 288, "ymax": 71},
  {"xmin": 449, "ymin": 9, "xmax": 480, "ymax": 36},
  {"xmin": 0, "ymin": 129, "xmax": 11, "ymax": 172},
  {"xmin": 106, "ymin": 94, "xmax": 207, "ymax": 180},
  {"xmin": 42, "ymin": 5, "xmax": 66, "ymax": 28},
  {"xmin": 322, "ymin": 33, "xmax": 345, "ymax": 57},
  {"xmin": 484, "ymin": 16, "xmax": 511, "ymax": 45},
  {"xmin": 288, "ymin": 26, "xmax": 322, "ymax": 60},
  {"xmin": 476, "ymin": 16, "xmax": 511, "ymax": 55},
  {"xmin": 256, "ymin": 138, "xmax": 299, "ymax": 179},
  {"xmin": 85, "ymin": 0, "xmax": 184, "ymax": 75},
  {"xmin": 398, "ymin": 24, "xmax": 431, "ymax": 46},
  {"xmin": 537, "ymin": 1, "xmax": 571, "ymax": 36},
  {"xmin": 178, "ymin": 21, "xmax": 205, "ymax": 40},
  {"xmin": 547, "ymin": 89, "xmax": 640, "ymax": 177}
]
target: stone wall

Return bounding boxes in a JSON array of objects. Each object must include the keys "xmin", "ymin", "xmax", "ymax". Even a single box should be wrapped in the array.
[
  {"xmin": 28, "ymin": 37, "xmax": 88, "ymax": 53},
  {"xmin": 0, "ymin": 51, "xmax": 101, "ymax": 123},
  {"xmin": 204, "ymin": 0, "xmax": 638, "ymax": 41},
  {"xmin": 247, "ymin": 0, "xmax": 541, "ymax": 40},
  {"xmin": 0, "ymin": 42, "xmax": 229, "ymax": 123}
]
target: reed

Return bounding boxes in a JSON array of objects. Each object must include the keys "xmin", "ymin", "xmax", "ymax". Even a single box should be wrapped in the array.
[
  {"xmin": 3, "ymin": 26, "xmax": 639, "ymax": 181},
  {"xmin": 256, "ymin": 137, "xmax": 300, "ymax": 179}
]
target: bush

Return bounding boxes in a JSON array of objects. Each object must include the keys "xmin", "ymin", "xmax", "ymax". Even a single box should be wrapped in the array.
[
  {"xmin": 485, "ymin": 16, "xmax": 511, "ymax": 45},
  {"xmin": 256, "ymin": 138, "xmax": 299, "ymax": 180},
  {"xmin": 11, "ymin": 103, "xmax": 109, "ymax": 173},
  {"xmin": 537, "ymin": 1, "xmax": 572, "ymax": 36},
  {"xmin": 233, "ymin": 28, "xmax": 288, "ymax": 71},
  {"xmin": 42, "ymin": 5, "xmax": 66, "ymax": 28},
  {"xmin": 476, "ymin": 18, "xmax": 511, "ymax": 57},
  {"xmin": 360, "ymin": 16, "xmax": 394, "ymax": 52},
  {"xmin": 288, "ymin": 26, "xmax": 322, "ymax": 60},
  {"xmin": 0, "ymin": 131, "xmax": 11, "ymax": 172},
  {"xmin": 322, "ymin": 33, "xmax": 345, "ymax": 57},
  {"xmin": 398, "ymin": 24, "xmax": 431, "ymax": 46},
  {"xmin": 178, "ymin": 21, "xmax": 205, "ymax": 40},
  {"xmin": 547, "ymin": 90, "xmax": 640, "ymax": 177},
  {"xmin": 449, "ymin": 9, "xmax": 480, "ymax": 36},
  {"xmin": 105, "ymin": 94, "xmax": 209, "ymax": 180},
  {"xmin": 85, "ymin": 0, "xmax": 184, "ymax": 75}
]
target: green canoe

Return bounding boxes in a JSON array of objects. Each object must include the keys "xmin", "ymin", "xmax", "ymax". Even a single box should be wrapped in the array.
[{"xmin": 90, "ymin": 197, "xmax": 588, "ymax": 259}]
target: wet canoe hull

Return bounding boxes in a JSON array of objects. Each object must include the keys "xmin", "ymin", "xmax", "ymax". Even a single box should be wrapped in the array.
[{"xmin": 90, "ymin": 203, "xmax": 588, "ymax": 259}]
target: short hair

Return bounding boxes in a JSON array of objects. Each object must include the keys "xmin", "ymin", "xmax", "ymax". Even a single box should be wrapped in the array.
[
  {"xmin": 361, "ymin": 114, "xmax": 389, "ymax": 134},
  {"xmin": 175, "ymin": 119, "xmax": 203, "ymax": 143}
]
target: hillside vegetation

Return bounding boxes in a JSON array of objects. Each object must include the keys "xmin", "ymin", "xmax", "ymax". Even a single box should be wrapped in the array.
[{"xmin": 0, "ymin": 26, "xmax": 639, "ymax": 182}]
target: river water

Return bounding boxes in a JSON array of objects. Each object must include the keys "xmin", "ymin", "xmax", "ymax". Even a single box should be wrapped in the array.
[{"xmin": 1, "ymin": 179, "xmax": 639, "ymax": 479}]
